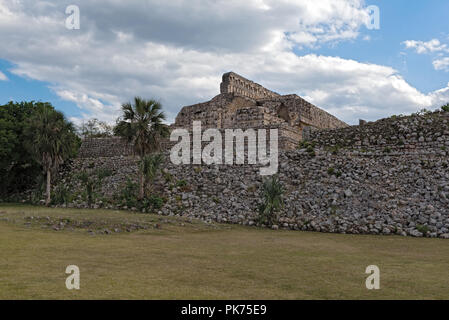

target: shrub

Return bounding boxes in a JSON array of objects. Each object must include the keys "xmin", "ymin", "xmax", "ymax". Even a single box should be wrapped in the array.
[
  {"xmin": 258, "ymin": 175, "xmax": 284, "ymax": 226},
  {"xmin": 441, "ymin": 104, "xmax": 449, "ymax": 112},
  {"xmin": 176, "ymin": 179, "xmax": 187, "ymax": 187},
  {"xmin": 118, "ymin": 178, "xmax": 139, "ymax": 208},
  {"xmin": 163, "ymin": 171, "xmax": 173, "ymax": 183},
  {"xmin": 416, "ymin": 224, "xmax": 429, "ymax": 236},
  {"xmin": 77, "ymin": 171, "xmax": 96, "ymax": 206},
  {"xmin": 140, "ymin": 153, "xmax": 164, "ymax": 196},
  {"xmin": 76, "ymin": 168, "xmax": 113, "ymax": 206},
  {"xmin": 143, "ymin": 195, "xmax": 165, "ymax": 211},
  {"xmin": 51, "ymin": 183, "xmax": 72, "ymax": 205},
  {"xmin": 96, "ymin": 168, "xmax": 113, "ymax": 182}
]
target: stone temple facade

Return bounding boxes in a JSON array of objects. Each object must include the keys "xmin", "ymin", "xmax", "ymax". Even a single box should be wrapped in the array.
[{"xmin": 173, "ymin": 72, "xmax": 348, "ymax": 149}]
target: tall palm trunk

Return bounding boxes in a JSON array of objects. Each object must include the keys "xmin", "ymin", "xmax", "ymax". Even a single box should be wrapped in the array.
[{"xmin": 45, "ymin": 169, "xmax": 51, "ymax": 206}]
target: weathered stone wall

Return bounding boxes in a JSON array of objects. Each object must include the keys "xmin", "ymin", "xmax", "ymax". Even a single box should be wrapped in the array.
[
  {"xmin": 167, "ymin": 124, "xmax": 301, "ymax": 152},
  {"xmin": 174, "ymin": 93, "xmax": 258, "ymax": 129},
  {"xmin": 174, "ymin": 72, "xmax": 348, "ymax": 150},
  {"xmin": 259, "ymin": 94, "xmax": 348, "ymax": 130},
  {"xmin": 308, "ymin": 111, "xmax": 449, "ymax": 156},
  {"xmin": 54, "ymin": 111, "xmax": 449, "ymax": 239},
  {"xmin": 78, "ymin": 137, "xmax": 134, "ymax": 158},
  {"xmin": 220, "ymin": 72, "xmax": 280, "ymax": 100}
]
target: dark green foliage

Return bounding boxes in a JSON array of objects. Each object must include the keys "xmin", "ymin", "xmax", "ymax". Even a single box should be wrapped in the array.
[
  {"xmin": 0, "ymin": 101, "xmax": 80, "ymax": 197},
  {"xmin": 441, "ymin": 104, "xmax": 449, "ymax": 112},
  {"xmin": 114, "ymin": 97, "xmax": 169, "ymax": 199},
  {"xmin": 176, "ymin": 179, "xmax": 187, "ymax": 187},
  {"xmin": 258, "ymin": 175, "xmax": 284, "ymax": 226},
  {"xmin": 116, "ymin": 178, "xmax": 165, "ymax": 212},
  {"xmin": 416, "ymin": 224, "xmax": 429, "ymax": 236},
  {"xmin": 141, "ymin": 195, "xmax": 165, "ymax": 212},
  {"xmin": 118, "ymin": 178, "xmax": 139, "ymax": 208},
  {"xmin": 51, "ymin": 183, "xmax": 73, "ymax": 205},
  {"xmin": 140, "ymin": 153, "xmax": 163, "ymax": 196},
  {"xmin": 77, "ymin": 171, "xmax": 96, "ymax": 206},
  {"xmin": 77, "ymin": 168, "xmax": 112, "ymax": 207},
  {"xmin": 96, "ymin": 168, "xmax": 113, "ymax": 182},
  {"xmin": 24, "ymin": 104, "xmax": 80, "ymax": 205},
  {"xmin": 298, "ymin": 141, "xmax": 317, "ymax": 157}
]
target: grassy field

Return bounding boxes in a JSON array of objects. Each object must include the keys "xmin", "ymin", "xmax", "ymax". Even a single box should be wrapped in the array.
[{"xmin": 0, "ymin": 204, "xmax": 449, "ymax": 299}]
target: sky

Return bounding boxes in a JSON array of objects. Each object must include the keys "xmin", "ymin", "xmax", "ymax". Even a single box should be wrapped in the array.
[{"xmin": 0, "ymin": 0, "xmax": 448, "ymax": 125}]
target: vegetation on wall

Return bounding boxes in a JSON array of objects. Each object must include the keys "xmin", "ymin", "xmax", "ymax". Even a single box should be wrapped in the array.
[
  {"xmin": 258, "ymin": 175, "xmax": 284, "ymax": 226},
  {"xmin": 114, "ymin": 97, "xmax": 169, "ymax": 199}
]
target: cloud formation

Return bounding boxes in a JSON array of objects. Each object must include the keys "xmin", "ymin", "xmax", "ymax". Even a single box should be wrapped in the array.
[
  {"xmin": 403, "ymin": 39, "xmax": 448, "ymax": 54},
  {"xmin": 433, "ymin": 57, "xmax": 449, "ymax": 72},
  {"xmin": 0, "ymin": 0, "xmax": 448, "ymax": 125},
  {"xmin": 0, "ymin": 71, "xmax": 7, "ymax": 81}
]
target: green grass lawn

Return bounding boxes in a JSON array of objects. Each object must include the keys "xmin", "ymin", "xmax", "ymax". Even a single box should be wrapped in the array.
[{"xmin": 0, "ymin": 204, "xmax": 448, "ymax": 300}]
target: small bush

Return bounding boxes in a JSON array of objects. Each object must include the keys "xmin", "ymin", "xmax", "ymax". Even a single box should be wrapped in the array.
[
  {"xmin": 163, "ymin": 171, "xmax": 173, "ymax": 183},
  {"xmin": 96, "ymin": 168, "xmax": 113, "ymax": 181},
  {"xmin": 51, "ymin": 183, "xmax": 72, "ymax": 205},
  {"xmin": 118, "ymin": 178, "xmax": 139, "ymax": 208},
  {"xmin": 77, "ymin": 171, "xmax": 96, "ymax": 206},
  {"xmin": 416, "ymin": 224, "xmax": 429, "ymax": 236},
  {"xmin": 258, "ymin": 175, "xmax": 284, "ymax": 226},
  {"xmin": 441, "ymin": 104, "xmax": 449, "ymax": 112},
  {"xmin": 144, "ymin": 195, "xmax": 165, "ymax": 211}
]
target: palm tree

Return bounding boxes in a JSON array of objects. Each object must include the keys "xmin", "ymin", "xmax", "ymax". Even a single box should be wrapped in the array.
[
  {"xmin": 140, "ymin": 153, "xmax": 164, "ymax": 196},
  {"xmin": 115, "ymin": 97, "xmax": 169, "ymax": 199},
  {"xmin": 258, "ymin": 175, "xmax": 284, "ymax": 226},
  {"xmin": 26, "ymin": 105, "xmax": 78, "ymax": 206}
]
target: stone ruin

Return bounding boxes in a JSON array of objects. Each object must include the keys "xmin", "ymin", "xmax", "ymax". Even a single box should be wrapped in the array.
[
  {"xmin": 173, "ymin": 72, "xmax": 348, "ymax": 150},
  {"xmin": 63, "ymin": 72, "xmax": 449, "ymax": 239}
]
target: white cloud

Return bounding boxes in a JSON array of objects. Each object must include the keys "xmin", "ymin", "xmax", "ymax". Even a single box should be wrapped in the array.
[
  {"xmin": 403, "ymin": 39, "xmax": 448, "ymax": 54},
  {"xmin": 433, "ymin": 57, "xmax": 449, "ymax": 72},
  {"xmin": 0, "ymin": 0, "xmax": 447, "ymax": 125},
  {"xmin": 0, "ymin": 71, "xmax": 7, "ymax": 81}
]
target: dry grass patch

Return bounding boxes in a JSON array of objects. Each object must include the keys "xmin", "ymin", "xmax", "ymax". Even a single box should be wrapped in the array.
[{"xmin": 0, "ymin": 204, "xmax": 449, "ymax": 299}]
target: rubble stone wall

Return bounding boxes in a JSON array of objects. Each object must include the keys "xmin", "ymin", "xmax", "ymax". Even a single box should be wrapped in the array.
[
  {"xmin": 78, "ymin": 137, "xmax": 134, "ymax": 158},
  {"xmin": 58, "ymin": 112, "xmax": 449, "ymax": 239},
  {"xmin": 308, "ymin": 111, "xmax": 449, "ymax": 156}
]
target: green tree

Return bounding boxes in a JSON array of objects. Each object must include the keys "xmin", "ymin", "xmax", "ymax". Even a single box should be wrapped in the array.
[
  {"xmin": 441, "ymin": 103, "xmax": 449, "ymax": 112},
  {"xmin": 115, "ymin": 97, "xmax": 169, "ymax": 199},
  {"xmin": 0, "ymin": 102, "xmax": 48, "ymax": 196},
  {"xmin": 25, "ymin": 105, "xmax": 79, "ymax": 206},
  {"xmin": 258, "ymin": 175, "xmax": 284, "ymax": 226}
]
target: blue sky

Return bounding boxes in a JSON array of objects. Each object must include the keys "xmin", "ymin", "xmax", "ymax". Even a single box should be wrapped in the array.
[
  {"xmin": 0, "ymin": 59, "xmax": 81, "ymax": 116},
  {"xmin": 0, "ymin": 0, "xmax": 448, "ymax": 124}
]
